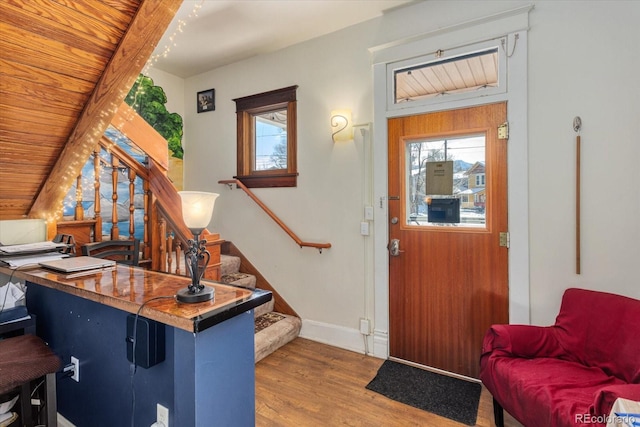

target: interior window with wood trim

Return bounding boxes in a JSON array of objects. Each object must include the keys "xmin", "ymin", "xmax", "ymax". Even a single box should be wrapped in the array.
[{"xmin": 233, "ymin": 86, "xmax": 298, "ymax": 188}]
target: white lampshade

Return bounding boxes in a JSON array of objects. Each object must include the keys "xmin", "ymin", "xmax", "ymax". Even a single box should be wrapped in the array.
[
  {"xmin": 178, "ymin": 191, "xmax": 219, "ymax": 231},
  {"xmin": 331, "ymin": 109, "xmax": 353, "ymax": 143}
]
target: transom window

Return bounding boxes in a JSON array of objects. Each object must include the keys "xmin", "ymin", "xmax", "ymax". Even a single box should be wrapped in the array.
[
  {"xmin": 395, "ymin": 48, "xmax": 498, "ymax": 103},
  {"xmin": 387, "ymin": 38, "xmax": 506, "ymax": 110}
]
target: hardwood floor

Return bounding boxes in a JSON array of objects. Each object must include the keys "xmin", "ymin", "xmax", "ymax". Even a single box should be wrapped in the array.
[{"xmin": 256, "ymin": 338, "xmax": 523, "ymax": 427}]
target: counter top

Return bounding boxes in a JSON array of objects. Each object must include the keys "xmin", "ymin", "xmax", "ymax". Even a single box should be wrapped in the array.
[{"xmin": 1, "ymin": 265, "xmax": 271, "ymax": 333}]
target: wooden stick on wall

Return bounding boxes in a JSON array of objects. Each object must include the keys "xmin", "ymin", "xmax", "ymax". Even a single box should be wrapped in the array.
[{"xmin": 573, "ymin": 116, "xmax": 582, "ymax": 275}]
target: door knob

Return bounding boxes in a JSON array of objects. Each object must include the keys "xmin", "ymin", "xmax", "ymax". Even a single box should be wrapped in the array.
[{"xmin": 388, "ymin": 239, "xmax": 403, "ymax": 256}]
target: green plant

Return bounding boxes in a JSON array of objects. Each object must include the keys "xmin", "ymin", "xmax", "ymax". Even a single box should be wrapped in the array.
[{"xmin": 125, "ymin": 74, "xmax": 184, "ymax": 159}]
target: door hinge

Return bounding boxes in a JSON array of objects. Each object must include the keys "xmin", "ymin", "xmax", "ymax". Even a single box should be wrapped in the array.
[
  {"xmin": 498, "ymin": 122, "xmax": 509, "ymax": 140},
  {"xmin": 499, "ymin": 232, "xmax": 510, "ymax": 248}
]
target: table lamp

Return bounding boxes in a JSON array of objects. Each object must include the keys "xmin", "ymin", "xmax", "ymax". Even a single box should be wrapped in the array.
[{"xmin": 176, "ymin": 191, "xmax": 219, "ymax": 303}]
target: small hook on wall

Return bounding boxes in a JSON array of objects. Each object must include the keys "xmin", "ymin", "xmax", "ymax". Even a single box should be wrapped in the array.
[{"xmin": 573, "ymin": 116, "xmax": 582, "ymax": 134}]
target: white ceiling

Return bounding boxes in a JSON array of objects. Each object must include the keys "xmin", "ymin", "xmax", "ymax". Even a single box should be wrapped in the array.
[{"xmin": 151, "ymin": 0, "xmax": 416, "ymax": 78}]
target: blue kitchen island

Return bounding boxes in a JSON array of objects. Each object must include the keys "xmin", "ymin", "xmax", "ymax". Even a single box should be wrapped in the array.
[{"xmin": 3, "ymin": 264, "xmax": 271, "ymax": 427}]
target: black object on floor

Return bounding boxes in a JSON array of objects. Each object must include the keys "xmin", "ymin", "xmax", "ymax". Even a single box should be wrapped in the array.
[{"xmin": 366, "ymin": 360, "xmax": 481, "ymax": 425}]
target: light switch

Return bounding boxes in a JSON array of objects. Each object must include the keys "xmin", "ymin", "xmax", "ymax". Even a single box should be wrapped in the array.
[{"xmin": 364, "ymin": 206, "xmax": 374, "ymax": 220}]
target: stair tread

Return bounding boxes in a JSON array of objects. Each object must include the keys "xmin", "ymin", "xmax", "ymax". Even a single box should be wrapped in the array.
[
  {"xmin": 221, "ymin": 248, "xmax": 299, "ymax": 363},
  {"xmin": 220, "ymin": 272, "xmax": 256, "ymax": 289},
  {"xmin": 254, "ymin": 312, "xmax": 301, "ymax": 363}
]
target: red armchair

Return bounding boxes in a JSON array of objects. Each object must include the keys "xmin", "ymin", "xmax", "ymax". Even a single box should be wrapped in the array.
[{"xmin": 479, "ymin": 288, "xmax": 640, "ymax": 427}]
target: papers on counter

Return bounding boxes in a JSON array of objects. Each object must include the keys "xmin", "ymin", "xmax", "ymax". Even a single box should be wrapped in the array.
[
  {"xmin": 0, "ymin": 240, "xmax": 72, "ymax": 268},
  {"xmin": 0, "ymin": 252, "xmax": 70, "ymax": 268},
  {"xmin": 0, "ymin": 241, "xmax": 69, "ymax": 254}
]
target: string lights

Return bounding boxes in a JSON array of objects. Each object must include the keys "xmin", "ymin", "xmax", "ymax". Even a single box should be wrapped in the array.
[
  {"xmin": 129, "ymin": 1, "xmax": 204, "ymax": 114},
  {"xmin": 142, "ymin": 0, "xmax": 204, "ymax": 75},
  {"xmin": 54, "ymin": 2, "xmax": 203, "ymax": 222}
]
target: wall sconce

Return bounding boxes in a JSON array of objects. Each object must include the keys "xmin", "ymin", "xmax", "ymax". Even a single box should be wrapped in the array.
[
  {"xmin": 331, "ymin": 109, "xmax": 353, "ymax": 142},
  {"xmin": 177, "ymin": 191, "xmax": 219, "ymax": 303}
]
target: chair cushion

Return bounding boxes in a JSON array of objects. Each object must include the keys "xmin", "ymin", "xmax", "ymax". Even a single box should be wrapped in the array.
[
  {"xmin": 490, "ymin": 357, "xmax": 625, "ymax": 427},
  {"xmin": 0, "ymin": 334, "xmax": 61, "ymax": 394},
  {"xmin": 553, "ymin": 288, "xmax": 640, "ymax": 384}
]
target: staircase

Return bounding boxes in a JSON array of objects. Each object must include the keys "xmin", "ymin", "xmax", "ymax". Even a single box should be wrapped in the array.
[
  {"xmin": 54, "ymin": 103, "xmax": 301, "ymax": 362},
  {"xmin": 219, "ymin": 250, "xmax": 301, "ymax": 363}
]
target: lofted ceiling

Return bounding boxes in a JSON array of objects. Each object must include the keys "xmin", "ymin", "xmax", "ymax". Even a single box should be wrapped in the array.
[
  {"xmin": 0, "ymin": 0, "xmax": 181, "ymax": 221},
  {"xmin": 0, "ymin": 0, "xmax": 414, "ymax": 222}
]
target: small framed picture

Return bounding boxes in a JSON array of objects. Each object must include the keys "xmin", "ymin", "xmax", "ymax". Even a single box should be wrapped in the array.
[{"xmin": 197, "ymin": 89, "xmax": 215, "ymax": 113}]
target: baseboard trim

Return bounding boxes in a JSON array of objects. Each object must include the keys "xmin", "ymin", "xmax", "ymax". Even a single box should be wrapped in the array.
[
  {"xmin": 300, "ymin": 319, "xmax": 373, "ymax": 355},
  {"xmin": 300, "ymin": 319, "xmax": 386, "ymax": 358},
  {"xmin": 372, "ymin": 328, "xmax": 389, "ymax": 359}
]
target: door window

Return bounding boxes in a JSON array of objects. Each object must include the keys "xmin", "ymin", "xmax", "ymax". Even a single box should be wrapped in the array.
[{"xmin": 405, "ymin": 134, "xmax": 486, "ymax": 228}]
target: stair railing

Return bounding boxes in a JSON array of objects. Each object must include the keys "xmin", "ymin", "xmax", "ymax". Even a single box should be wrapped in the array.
[
  {"xmin": 151, "ymin": 160, "xmax": 222, "ymax": 279},
  {"xmin": 57, "ymin": 101, "xmax": 223, "ymax": 278},
  {"xmin": 218, "ymin": 179, "xmax": 331, "ymax": 253}
]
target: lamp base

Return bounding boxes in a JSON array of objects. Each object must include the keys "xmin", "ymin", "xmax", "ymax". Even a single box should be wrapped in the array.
[{"xmin": 176, "ymin": 285, "xmax": 214, "ymax": 304}]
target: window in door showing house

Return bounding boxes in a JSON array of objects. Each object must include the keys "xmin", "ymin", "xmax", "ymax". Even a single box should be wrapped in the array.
[{"xmin": 405, "ymin": 134, "xmax": 486, "ymax": 227}]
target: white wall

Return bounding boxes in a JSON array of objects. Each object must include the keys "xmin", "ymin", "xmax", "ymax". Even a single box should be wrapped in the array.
[
  {"xmin": 525, "ymin": 1, "xmax": 640, "ymax": 322},
  {"xmin": 181, "ymin": 20, "xmax": 377, "ymax": 352},
  {"xmin": 176, "ymin": 0, "xmax": 639, "ymax": 352}
]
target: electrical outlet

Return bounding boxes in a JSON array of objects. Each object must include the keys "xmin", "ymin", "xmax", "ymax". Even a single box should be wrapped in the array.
[
  {"xmin": 157, "ymin": 403, "xmax": 169, "ymax": 427},
  {"xmin": 71, "ymin": 356, "xmax": 80, "ymax": 382},
  {"xmin": 360, "ymin": 222, "xmax": 369, "ymax": 236}
]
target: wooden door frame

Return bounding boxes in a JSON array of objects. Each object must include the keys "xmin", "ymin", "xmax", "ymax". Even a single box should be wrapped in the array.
[{"xmin": 369, "ymin": 13, "xmax": 531, "ymax": 360}]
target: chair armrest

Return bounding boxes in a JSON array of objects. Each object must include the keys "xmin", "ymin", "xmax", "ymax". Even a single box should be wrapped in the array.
[
  {"xmin": 481, "ymin": 324, "xmax": 566, "ymax": 359},
  {"xmin": 590, "ymin": 384, "xmax": 640, "ymax": 417}
]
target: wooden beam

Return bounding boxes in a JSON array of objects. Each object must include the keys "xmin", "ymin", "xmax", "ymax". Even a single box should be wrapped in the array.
[
  {"xmin": 111, "ymin": 102, "xmax": 169, "ymax": 171},
  {"xmin": 29, "ymin": 0, "xmax": 183, "ymax": 220}
]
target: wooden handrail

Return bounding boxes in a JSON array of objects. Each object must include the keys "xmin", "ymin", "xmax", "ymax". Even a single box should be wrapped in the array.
[
  {"xmin": 219, "ymin": 179, "xmax": 331, "ymax": 253},
  {"xmin": 100, "ymin": 136, "xmax": 149, "ymax": 180}
]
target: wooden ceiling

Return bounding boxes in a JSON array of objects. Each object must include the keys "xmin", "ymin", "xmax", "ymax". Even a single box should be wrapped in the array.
[{"xmin": 0, "ymin": 0, "xmax": 182, "ymax": 221}]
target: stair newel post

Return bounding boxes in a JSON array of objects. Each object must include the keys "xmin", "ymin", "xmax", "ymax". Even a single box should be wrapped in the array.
[
  {"xmin": 203, "ymin": 240, "xmax": 220, "ymax": 281},
  {"xmin": 110, "ymin": 155, "xmax": 120, "ymax": 240},
  {"xmin": 93, "ymin": 148, "xmax": 102, "ymax": 241},
  {"xmin": 74, "ymin": 174, "xmax": 84, "ymax": 220},
  {"xmin": 128, "ymin": 168, "xmax": 136, "ymax": 239}
]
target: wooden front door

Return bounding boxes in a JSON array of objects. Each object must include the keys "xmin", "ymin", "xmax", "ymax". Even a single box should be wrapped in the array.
[{"xmin": 388, "ymin": 103, "xmax": 509, "ymax": 379}]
